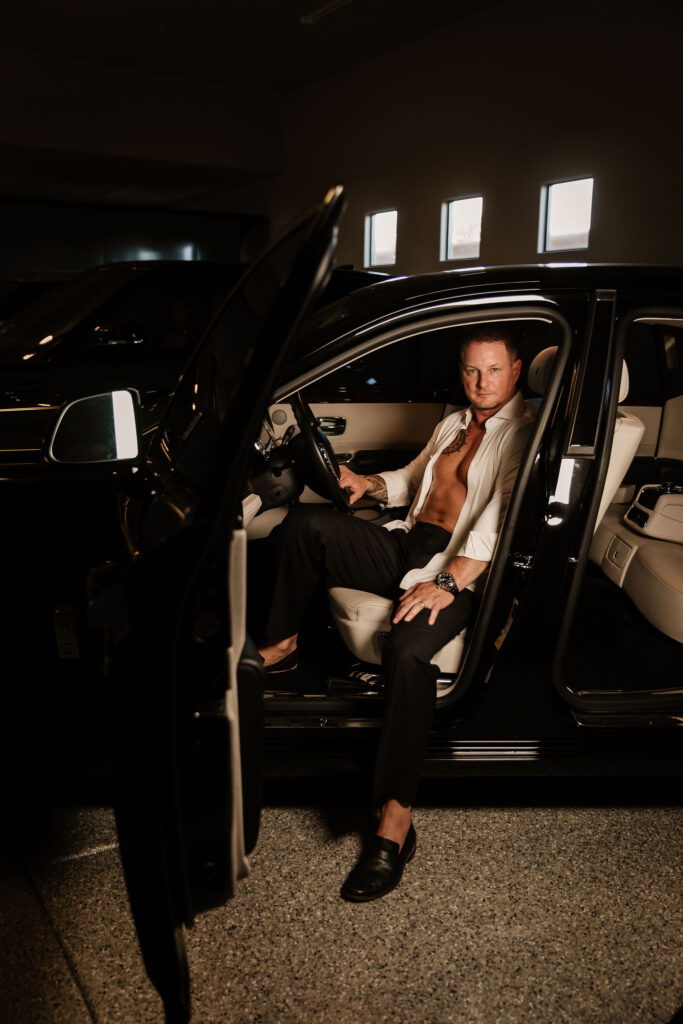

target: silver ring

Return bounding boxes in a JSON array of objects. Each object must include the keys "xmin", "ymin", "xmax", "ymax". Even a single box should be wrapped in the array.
[{"xmin": 420, "ymin": 601, "xmax": 426, "ymax": 609}]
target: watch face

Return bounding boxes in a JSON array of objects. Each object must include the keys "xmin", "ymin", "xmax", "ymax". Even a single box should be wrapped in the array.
[{"xmin": 436, "ymin": 572, "xmax": 456, "ymax": 592}]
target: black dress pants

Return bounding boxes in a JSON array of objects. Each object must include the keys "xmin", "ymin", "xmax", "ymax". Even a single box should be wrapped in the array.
[{"xmin": 266, "ymin": 505, "xmax": 475, "ymax": 806}]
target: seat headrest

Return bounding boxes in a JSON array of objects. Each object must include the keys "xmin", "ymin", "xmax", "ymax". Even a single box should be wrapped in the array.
[
  {"xmin": 528, "ymin": 346, "xmax": 557, "ymax": 395},
  {"xmin": 528, "ymin": 345, "xmax": 630, "ymax": 405}
]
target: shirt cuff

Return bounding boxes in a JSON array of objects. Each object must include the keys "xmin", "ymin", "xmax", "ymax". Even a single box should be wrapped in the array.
[{"xmin": 457, "ymin": 530, "xmax": 498, "ymax": 562}]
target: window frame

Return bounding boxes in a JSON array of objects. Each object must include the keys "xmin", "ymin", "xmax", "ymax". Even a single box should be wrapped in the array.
[
  {"xmin": 440, "ymin": 194, "xmax": 484, "ymax": 263},
  {"xmin": 363, "ymin": 208, "xmax": 398, "ymax": 268},
  {"xmin": 538, "ymin": 176, "xmax": 594, "ymax": 254}
]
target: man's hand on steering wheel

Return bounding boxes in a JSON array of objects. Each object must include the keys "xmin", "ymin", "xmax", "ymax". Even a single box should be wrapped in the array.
[
  {"xmin": 338, "ymin": 466, "xmax": 370, "ymax": 504},
  {"xmin": 393, "ymin": 581, "xmax": 455, "ymax": 626}
]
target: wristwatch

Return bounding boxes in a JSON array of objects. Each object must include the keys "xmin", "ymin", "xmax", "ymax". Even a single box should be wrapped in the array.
[{"xmin": 435, "ymin": 571, "xmax": 458, "ymax": 594}]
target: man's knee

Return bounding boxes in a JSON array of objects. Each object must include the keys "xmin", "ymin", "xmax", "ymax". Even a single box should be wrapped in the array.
[
  {"xmin": 381, "ymin": 618, "xmax": 435, "ymax": 673},
  {"xmin": 279, "ymin": 504, "xmax": 337, "ymax": 542}
]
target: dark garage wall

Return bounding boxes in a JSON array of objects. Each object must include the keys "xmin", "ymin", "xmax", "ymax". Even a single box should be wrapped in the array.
[
  {"xmin": 0, "ymin": 201, "xmax": 266, "ymax": 276},
  {"xmin": 0, "ymin": 42, "xmax": 279, "ymax": 274},
  {"xmin": 235, "ymin": 0, "xmax": 683, "ymax": 274},
  {"xmin": 1, "ymin": 1, "xmax": 680, "ymax": 275},
  {"xmin": 0, "ymin": 46, "xmax": 282, "ymax": 177}
]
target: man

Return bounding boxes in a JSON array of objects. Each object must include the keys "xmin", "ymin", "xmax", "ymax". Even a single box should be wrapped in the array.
[{"xmin": 259, "ymin": 325, "xmax": 533, "ymax": 901}]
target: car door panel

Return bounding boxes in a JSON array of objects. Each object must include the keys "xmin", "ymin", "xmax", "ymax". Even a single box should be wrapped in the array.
[
  {"xmin": 347, "ymin": 446, "xmax": 424, "ymax": 475},
  {"xmin": 113, "ymin": 186, "xmax": 346, "ymax": 1022},
  {"xmin": 266, "ymin": 399, "xmax": 443, "ymax": 463},
  {"xmin": 227, "ymin": 527, "xmax": 253, "ymax": 882},
  {"xmin": 312, "ymin": 397, "xmax": 432, "ymax": 486}
]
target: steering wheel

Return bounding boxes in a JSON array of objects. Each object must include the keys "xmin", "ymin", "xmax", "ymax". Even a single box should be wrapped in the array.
[{"xmin": 290, "ymin": 392, "xmax": 350, "ymax": 511}]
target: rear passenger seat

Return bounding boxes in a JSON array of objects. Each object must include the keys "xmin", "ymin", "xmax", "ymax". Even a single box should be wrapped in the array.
[
  {"xmin": 589, "ymin": 394, "xmax": 683, "ymax": 644},
  {"xmin": 590, "ymin": 504, "xmax": 683, "ymax": 642}
]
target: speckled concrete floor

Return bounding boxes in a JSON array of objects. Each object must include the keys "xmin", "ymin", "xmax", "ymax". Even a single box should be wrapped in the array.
[{"xmin": 1, "ymin": 781, "xmax": 681, "ymax": 1024}]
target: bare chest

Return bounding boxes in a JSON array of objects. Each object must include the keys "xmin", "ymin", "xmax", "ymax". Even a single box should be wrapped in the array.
[{"xmin": 432, "ymin": 423, "xmax": 485, "ymax": 487}]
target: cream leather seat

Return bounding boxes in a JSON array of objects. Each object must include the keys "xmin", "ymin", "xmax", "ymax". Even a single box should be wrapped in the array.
[
  {"xmin": 594, "ymin": 362, "xmax": 645, "ymax": 528},
  {"xmin": 328, "ymin": 585, "xmax": 467, "ymax": 672},
  {"xmin": 529, "ymin": 347, "xmax": 645, "ymax": 531},
  {"xmin": 624, "ymin": 535, "xmax": 683, "ymax": 643},
  {"xmin": 577, "ymin": 351, "xmax": 683, "ymax": 642},
  {"xmin": 589, "ymin": 378, "xmax": 683, "ymax": 644},
  {"xmin": 590, "ymin": 504, "xmax": 683, "ymax": 643}
]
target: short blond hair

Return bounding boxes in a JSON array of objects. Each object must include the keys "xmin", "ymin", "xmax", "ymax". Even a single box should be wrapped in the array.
[{"xmin": 459, "ymin": 325, "xmax": 518, "ymax": 362}]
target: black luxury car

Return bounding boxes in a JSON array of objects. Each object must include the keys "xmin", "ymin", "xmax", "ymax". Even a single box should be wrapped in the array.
[
  {"xmin": 2, "ymin": 187, "xmax": 682, "ymax": 1021},
  {"xmin": 0, "ymin": 257, "xmax": 387, "ymax": 457}
]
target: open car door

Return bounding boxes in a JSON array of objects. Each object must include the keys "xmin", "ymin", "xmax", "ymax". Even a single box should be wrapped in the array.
[{"xmin": 110, "ymin": 187, "xmax": 345, "ymax": 1022}]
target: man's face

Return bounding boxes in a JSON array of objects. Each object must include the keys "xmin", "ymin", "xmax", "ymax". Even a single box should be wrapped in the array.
[{"xmin": 459, "ymin": 339, "xmax": 521, "ymax": 413}]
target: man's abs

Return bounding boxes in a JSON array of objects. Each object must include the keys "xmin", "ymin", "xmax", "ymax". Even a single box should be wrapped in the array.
[{"xmin": 417, "ymin": 424, "xmax": 485, "ymax": 533}]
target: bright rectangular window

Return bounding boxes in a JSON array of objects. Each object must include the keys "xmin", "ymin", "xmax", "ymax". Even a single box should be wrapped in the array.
[
  {"xmin": 540, "ymin": 177, "xmax": 594, "ymax": 252},
  {"xmin": 441, "ymin": 196, "xmax": 483, "ymax": 261},
  {"xmin": 364, "ymin": 209, "xmax": 397, "ymax": 267}
]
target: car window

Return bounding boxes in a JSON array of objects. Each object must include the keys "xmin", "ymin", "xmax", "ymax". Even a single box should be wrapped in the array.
[
  {"xmin": 621, "ymin": 318, "xmax": 683, "ymax": 403},
  {"xmin": 0, "ymin": 279, "xmax": 66, "ymax": 321},
  {"xmin": 623, "ymin": 321, "xmax": 666, "ymax": 404},
  {"xmin": 157, "ymin": 210, "xmax": 322, "ymax": 487},
  {"xmin": 304, "ymin": 319, "xmax": 559, "ymax": 403},
  {"xmin": 57, "ymin": 269, "xmax": 230, "ymax": 364},
  {"xmin": 305, "ymin": 329, "xmax": 458, "ymax": 401},
  {"xmin": 0, "ymin": 266, "xmax": 135, "ymax": 362}
]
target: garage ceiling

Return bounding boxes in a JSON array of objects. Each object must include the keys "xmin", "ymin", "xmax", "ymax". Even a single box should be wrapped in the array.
[
  {"xmin": 0, "ymin": 0, "xmax": 506, "ymax": 212},
  {"xmin": 2, "ymin": 0, "xmax": 504, "ymax": 92}
]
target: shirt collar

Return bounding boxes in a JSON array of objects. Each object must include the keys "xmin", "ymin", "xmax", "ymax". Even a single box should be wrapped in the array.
[{"xmin": 465, "ymin": 390, "xmax": 525, "ymax": 427}]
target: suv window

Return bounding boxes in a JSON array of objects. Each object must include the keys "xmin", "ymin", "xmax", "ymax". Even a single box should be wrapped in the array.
[
  {"xmin": 55, "ymin": 268, "xmax": 236, "ymax": 365},
  {"xmin": 307, "ymin": 328, "xmax": 461, "ymax": 402},
  {"xmin": 305, "ymin": 319, "xmax": 559, "ymax": 403},
  {"xmin": 624, "ymin": 319, "xmax": 683, "ymax": 403}
]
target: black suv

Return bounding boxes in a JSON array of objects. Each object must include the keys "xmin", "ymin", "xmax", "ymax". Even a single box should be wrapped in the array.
[{"xmin": 2, "ymin": 188, "xmax": 681, "ymax": 1022}]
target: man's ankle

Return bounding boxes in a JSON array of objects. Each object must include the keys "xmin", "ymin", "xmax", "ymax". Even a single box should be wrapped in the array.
[{"xmin": 376, "ymin": 799, "xmax": 412, "ymax": 847}]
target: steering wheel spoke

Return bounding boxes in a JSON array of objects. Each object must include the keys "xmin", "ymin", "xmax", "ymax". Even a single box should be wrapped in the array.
[{"xmin": 291, "ymin": 392, "xmax": 350, "ymax": 511}]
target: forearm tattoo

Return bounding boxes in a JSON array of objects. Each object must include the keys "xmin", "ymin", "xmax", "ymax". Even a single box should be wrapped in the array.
[
  {"xmin": 365, "ymin": 474, "xmax": 388, "ymax": 501},
  {"xmin": 442, "ymin": 425, "xmax": 470, "ymax": 456}
]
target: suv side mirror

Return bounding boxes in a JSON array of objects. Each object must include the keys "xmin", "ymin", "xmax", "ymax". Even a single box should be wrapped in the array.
[{"xmin": 49, "ymin": 390, "xmax": 139, "ymax": 464}]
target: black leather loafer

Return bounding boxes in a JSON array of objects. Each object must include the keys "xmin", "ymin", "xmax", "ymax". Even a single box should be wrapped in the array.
[{"xmin": 340, "ymin": 824, "xmax": 416, "ymax": 902}]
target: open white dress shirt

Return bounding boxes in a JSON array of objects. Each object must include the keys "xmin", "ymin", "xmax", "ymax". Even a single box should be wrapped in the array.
[{"xmin": 379, "ymin": 391, "xmax": 534, "ymax": 592}]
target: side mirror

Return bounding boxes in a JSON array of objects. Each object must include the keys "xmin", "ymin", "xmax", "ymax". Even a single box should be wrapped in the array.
[{"xmin": 49, "ymin": 390, "xmax": 139, "ymax": 464}]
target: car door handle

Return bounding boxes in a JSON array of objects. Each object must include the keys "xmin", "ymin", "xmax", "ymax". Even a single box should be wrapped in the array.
[{"xmin": 316, "ymin": 416, "xmax": 346, "ymax": 436}]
